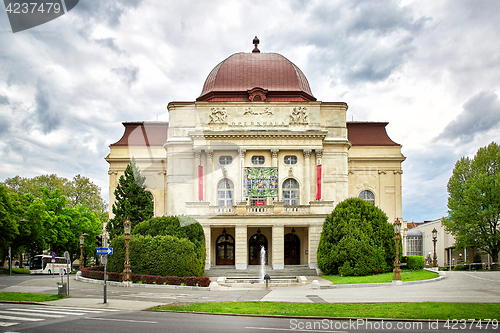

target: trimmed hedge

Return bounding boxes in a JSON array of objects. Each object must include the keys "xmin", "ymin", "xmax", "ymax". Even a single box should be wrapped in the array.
[
  {"xmin": 401, "ymin": 256, "xmax": 425, "ymax": 270},
  {"xmin": 80, "ymin": 266, "xmax": 210, "ymax": 287},
  {"xmin": 317, "ymin": 198, "xmax": 395, "ymax": 276},
  {"xmin": 132, "ymin": 216, "xmax": 205, "ymax": 263},
  {"xmin": 107, "ymin": 234, "xmax": 204, "ymax": 277}
]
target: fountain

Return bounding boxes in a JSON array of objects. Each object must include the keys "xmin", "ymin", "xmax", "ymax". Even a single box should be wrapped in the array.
[
  {"xmin": 260, "ymin": 246, "xmax": 266, "ymax": 282},
  {"xmin": 219, "ymin": 245, "xmax": 307, "ymax": 287}
]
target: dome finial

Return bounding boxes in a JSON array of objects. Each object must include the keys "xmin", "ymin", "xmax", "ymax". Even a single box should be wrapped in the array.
[{"xmin": 252, "ymin": 36, "xmax": 260, "ymax": 53}]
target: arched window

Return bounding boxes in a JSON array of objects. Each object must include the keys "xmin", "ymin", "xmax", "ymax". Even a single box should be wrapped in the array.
[
  {"xmin": 217, "ymin": 179, "xmax": 234, "ymax": 206},
  {"xmin": 358, "ymin": 190, "xmax": 375, "ymax": 204},
  {"xmin": 282, "ymin": 178, "xmax": 299, "ymax": 206}
]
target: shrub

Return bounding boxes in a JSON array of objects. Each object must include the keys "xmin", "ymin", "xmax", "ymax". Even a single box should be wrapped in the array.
[
  {"xmin": 132, "ymin": 216, "xmax": 206, "ymax": 265},
  {"xmin": 80, "ymin": 266, "xmax": 210, "ymax": 286},
  {"xmin": 403, "ymin": 256, "xmax": 425, "ymax": 270},
  {"xmin": 107, "ymin": 234, "xmax": 204, "ymax": 277},
  {"xmin": 317, "ymin": 198, "xmax": 395, "ymax": 276}
]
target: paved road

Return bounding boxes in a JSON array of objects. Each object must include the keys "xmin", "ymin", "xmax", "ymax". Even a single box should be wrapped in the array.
[{"xmin": 2, "ymin": 303, "xmax": 499, "ymax": 333}]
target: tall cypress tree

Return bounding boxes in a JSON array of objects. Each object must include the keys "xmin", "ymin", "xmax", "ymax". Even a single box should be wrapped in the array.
[{"xmin": 106, "ymin": 158, "xmax": 153, "ymax": 238}]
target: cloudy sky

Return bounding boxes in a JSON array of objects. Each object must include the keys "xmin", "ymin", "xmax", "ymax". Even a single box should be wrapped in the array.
[{"xmin": 1, "ymin": 0, "xmax": 499, "ymax": 222}]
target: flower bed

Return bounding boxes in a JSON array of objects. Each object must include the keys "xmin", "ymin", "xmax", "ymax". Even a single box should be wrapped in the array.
[{"xmin": 80, "ymin": 266, "xmax": 210, "ymax": 287}]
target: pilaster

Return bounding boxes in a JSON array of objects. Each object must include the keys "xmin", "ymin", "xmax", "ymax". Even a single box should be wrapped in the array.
[
  {"xmin": 203, "ymin": 225, "xmax": 211, "ymax": 270},
  {"xmin": 303, "ymin": 149, "xmax": 312, "ymax": 204},
  {"xmin": 193, "ymin": 150, "xmax": 201, "ymax": 201},
  {"xmin": 272, "ymin": 224, "xmax": 285, "ymax": 269},
  {"xmin": 235, "ymin": 225, "xmax": 247, "ymax": 270}
]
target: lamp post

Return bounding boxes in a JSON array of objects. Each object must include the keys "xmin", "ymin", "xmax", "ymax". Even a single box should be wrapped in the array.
[
  {"xmin": 432, "ymin": 228, "xmax": 438, "ymax": 267},
  {"xmin": 392, "ymin": 218, "xmax": 402, "ymax": 284},
  {"xmin": 123, "ymin": 218, "xmax": 132, "ymax": 286},
  {"xmin": 79, "ymin": 235, "xmax": 84, "ymax": 270}
]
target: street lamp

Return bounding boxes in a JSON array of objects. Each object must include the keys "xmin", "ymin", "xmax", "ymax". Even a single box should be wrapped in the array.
[
  {"xmin": 79, "ymin": 234, "xmax": 85, "ymax": 270},
  {"xmin": 123, "ymin": 218, "xmax": 132, "ymax": 286},
  {"xmin": 392, "ymin": 218, "xmax": 402, "ymax": 284},
  {"xmin": 432, "ymin": 228, "xmax": 438, "ymax": 268}
]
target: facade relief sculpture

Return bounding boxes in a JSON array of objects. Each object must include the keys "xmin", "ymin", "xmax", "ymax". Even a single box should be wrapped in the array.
[
  {"xmin": 290, "ymin": 107, "xmax": 308, "ymax": 124},
  {"xmin": 209, "ymin": 107, "xmax": 228, "ymax": 124},
  {"xmin": 243, "ymin": 107, "xmax": 273, "ymax": 116}
]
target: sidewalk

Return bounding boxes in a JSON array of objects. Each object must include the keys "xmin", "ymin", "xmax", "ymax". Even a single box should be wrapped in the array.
[{"xmin": 2, "ymin": 271, "xmax": 499, "ymax": 311}]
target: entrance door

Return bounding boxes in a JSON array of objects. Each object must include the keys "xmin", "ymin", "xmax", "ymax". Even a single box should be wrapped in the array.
[
  {"xmin": 284, "ymin": 232, "xmax": 300, "ymax": 265},
  {"xmin": 248, "ymin": 232, "xmax": 268, "ymax": 265},
  {"xmin": 216, "ymin": 232, "xmax": 235, "ymax": 265}
]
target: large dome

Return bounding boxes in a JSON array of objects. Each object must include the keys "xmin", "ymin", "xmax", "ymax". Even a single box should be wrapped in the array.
[{"xmin": 197, "ymin": 40, "xmax": 315, "ymax": 102}]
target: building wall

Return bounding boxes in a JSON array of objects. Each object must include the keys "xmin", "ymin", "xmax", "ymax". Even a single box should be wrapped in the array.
[
  {"xmin": 348, "ymin": 146, "xmax": 405, "ymax": 225},
  {"xmin": 106, "ymin": 101, "xmax": 405, "ymax": 269}
]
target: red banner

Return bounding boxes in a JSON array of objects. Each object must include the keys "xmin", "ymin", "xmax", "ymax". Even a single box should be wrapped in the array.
[
  {"xmin": 316, "ymin": 165, "xmax": 322, "ymax": 200},
  {"xmin": 198, "ymin": 165, "xmax": 203, "ymax": 201}
]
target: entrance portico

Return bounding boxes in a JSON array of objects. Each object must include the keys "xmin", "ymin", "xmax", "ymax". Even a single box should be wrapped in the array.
[{"xmin": 205, "ymin": 221, "xmax": 317, "ymax": 270}]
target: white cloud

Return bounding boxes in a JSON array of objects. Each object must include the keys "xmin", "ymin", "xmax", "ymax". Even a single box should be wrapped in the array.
[{"xmin": 1, "ymin": 0, "xmax": 499, "ymax": 222}]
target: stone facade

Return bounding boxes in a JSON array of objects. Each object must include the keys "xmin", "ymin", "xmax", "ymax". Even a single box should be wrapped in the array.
[{"xmin": 106, "ymin": 44, "xmax": 405, "ymax": 271}]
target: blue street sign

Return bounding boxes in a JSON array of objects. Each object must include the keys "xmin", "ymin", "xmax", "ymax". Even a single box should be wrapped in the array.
[{"xmin": 96, "ymin": 248, "xmax": 113, "ymax": 255}]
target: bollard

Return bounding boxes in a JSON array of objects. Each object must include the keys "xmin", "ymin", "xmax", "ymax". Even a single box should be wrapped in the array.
[{"xmin": 264, "ymin": 274, "xmax": 271, "ymax": 289}]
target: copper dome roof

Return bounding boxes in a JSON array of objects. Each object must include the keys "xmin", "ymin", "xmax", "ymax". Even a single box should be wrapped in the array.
[{"xmin": 197, "ymin": 52, "xmax": 316, "ymax": 102}]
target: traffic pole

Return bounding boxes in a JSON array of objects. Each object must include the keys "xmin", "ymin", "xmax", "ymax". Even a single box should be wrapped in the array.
[
  {"xmin": 8, "ymin": 247, "xmax": 12, "ymax": 277},
  {"xmin": 103, "ymin": 234, "xmax": 107, "ymax": 304}
]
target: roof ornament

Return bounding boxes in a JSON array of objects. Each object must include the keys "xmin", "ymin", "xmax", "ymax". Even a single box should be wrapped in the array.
[{"xmin": 252, "ymin": 36, "xmax": 260, "ymax": 53}]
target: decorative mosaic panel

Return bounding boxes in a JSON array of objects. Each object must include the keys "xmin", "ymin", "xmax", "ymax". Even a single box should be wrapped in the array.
[{"xmin": 243, "ymin": 167, "xmax": 278, "ymax": 197}]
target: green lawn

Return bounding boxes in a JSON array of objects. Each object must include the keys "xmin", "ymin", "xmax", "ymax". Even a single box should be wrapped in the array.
[
  {"xmin": 322, "ymin": 269, "xmax": 438, "ymax": 284},
  {"xmin": 151, "ymin": 302, "xmax": 500, "ymax": 320},
  {"xmin": 0, "ymin": 267, "xmax": 30, "ymax": 274},
  {"xmin": 0, "ymin": 292, "xmax": 64, "ymax": 302}
]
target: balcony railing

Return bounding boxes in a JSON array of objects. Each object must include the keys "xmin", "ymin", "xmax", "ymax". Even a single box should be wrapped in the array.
[{"xmin": 189, "ymin": 201, "xmax": 333, "ymax": 216}]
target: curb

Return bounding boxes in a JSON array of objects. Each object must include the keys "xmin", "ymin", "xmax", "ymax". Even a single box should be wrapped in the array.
[
  {"xmin": 75, "ymin": 274, "xmax": 210, "ymax": 291},
  {"xmin": 320, "ymin": 271, "xmax": 446, "ymax": 289},
  {"xmin": 147, "ymin": 309, "xmax": 453, "ymax": 323}
]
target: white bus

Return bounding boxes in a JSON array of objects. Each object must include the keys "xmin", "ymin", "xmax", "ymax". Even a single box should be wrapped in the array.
[{"xmin": 29, "ymin": 255, "xmax": 69, "ymax": 275}]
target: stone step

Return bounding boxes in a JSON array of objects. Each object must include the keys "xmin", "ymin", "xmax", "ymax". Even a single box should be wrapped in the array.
[{"xmin": 204, "ymin": 265, "xmax": 318, "ymax": 277}]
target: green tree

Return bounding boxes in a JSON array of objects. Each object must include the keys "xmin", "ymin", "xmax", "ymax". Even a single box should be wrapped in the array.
[
  {"xmin": 0, "ymin": 184, "xmax": 19, "ymax": 263},
  {"xmin": 2, "ymin": 174, "xmax": 107, "ymax": 217},
  {"xmin": 317, "ymin": 198, "xmax": 395, "ymax": 276},
  {"xmin": 443, "ymin": 142, "xmax": 500, "ymax": 270},
  {"xmin": 106, "ymin": 158, "xmax": 153, "ymax": 238},
  {"xmin": 8, "ymin": 192, "xmax": 47, "ymax": 263}
]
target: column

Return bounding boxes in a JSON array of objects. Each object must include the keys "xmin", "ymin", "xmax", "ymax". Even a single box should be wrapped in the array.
[
  {"xmin": 239, "ymin": 149, "xmax": 246, "ymax": 203},
  {"xmin": 272, "ymin": 224, "xmax": 284, "ymax": 269},
  {"xmin": 207, "ymin": 150, "xmax": 213, "ymax": 205},
  {"xmin": 303, "ymin": 149, "xmax": 312, "ymax": 204},
  {"xmin": 203, "ymin": 225, "xmax": 211, "ymax": 270},
  {"xmin": 394, "ymin": 170, "xmax": 403, "ymax": 221},
  {"xmin": 193, "ymin": 150, "xmax": 201, "ymax": 201},
  {"xmin": 308, "ymin": 225, "xmax": 321, "ymax": 269},
  {"xmin": 271, "ymin": 149, "xmax": 279, "ymax": 167},
  {"xmin": 235, "ymin": 225, "xmax": 247, "ymax": 270}
]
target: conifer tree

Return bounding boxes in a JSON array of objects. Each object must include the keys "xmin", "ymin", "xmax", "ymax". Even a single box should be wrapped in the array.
[{"xmin": 106, "ymin": 158, "xmax": 153, "ymax": 238}]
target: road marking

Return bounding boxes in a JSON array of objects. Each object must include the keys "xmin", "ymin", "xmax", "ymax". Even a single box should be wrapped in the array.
[
  {"xmin": 0, "ymin": 314, "xmax": 44, "ymax": 322},
  {"xmin": 463, "ymin": 272, "xmax": 499, "ymax": 283},
  {"xmin": 29, "ymin": 306, "xmax": 119, "ymax": 313},
  {"xmin": 84, "ymin": 317, "xmax": 158, "ymax": 324},
  {"xmin": 0, "ymin": 310, "xmax": 63, "ymax": 318},
  {"xmin": 8, "ymin": 308, "xmax": 84, "ymax": 316},
  {"xmin": 0, "ymin": 321, "xmax": 19, "ymax": 326},
  {"xmin": 246, "ymin": 327, "xmax": 346, "ymax": 333}
]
